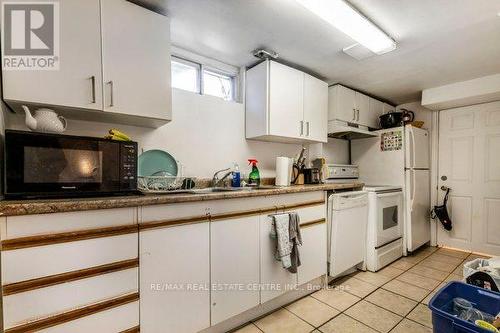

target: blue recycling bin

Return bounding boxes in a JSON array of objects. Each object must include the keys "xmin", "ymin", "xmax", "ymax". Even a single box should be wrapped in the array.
[{"xmin": 428, "ymin": 281, "xmax": 500, "ymax": 333}]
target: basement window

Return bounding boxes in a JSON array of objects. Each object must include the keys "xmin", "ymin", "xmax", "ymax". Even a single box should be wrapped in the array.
[
  {"xmin": 171, "ymin": 54, "xmax": 238, "ymax": 102},
  {"xmin": 202, "ymin": 69, "xmax": 235, "ymax": 101},
  {"xmin": 171, "ymin": 57, "xmax": 200, "ymax": 93}
]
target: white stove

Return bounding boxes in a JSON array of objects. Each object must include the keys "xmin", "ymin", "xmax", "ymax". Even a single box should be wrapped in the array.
[{"xmin": 364, "ymin": 185, "xmax": 404, "ymax": 271}]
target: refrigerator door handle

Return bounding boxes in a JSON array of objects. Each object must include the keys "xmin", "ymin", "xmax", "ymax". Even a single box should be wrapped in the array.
[
  {"xmin": 409, "ymin": 127, "xmax": 416, "ymax": 168},
  {"xmin": 410, "ymin": 169, "xmax": 416, "ymax": 212}
]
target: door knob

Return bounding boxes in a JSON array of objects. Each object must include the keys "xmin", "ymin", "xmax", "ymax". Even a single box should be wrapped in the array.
[{"xmin": 440, "ymin": 185, "xmax": 450, "ymax": 191}]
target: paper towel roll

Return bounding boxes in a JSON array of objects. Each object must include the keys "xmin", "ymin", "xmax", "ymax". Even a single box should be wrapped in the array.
[{"xmin": 275, "ymin": 156, "xmax": 292, "ymax": 187}]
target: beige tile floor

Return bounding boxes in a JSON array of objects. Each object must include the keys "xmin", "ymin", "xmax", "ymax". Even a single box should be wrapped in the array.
[{"xmin": 232, "ymin": 247, "xmax": 492, "ymax": 333}]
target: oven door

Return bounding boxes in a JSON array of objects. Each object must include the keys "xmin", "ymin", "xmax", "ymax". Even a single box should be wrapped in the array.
[
  {"xmin": 5, "ymin": 131, "xmax": 122, "ymax": 198},
  {"xmin": 375, "ymin": 191, "xmax": 403, "ymax": 248}
]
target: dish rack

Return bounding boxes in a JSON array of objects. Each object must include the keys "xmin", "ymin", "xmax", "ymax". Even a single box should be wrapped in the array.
[{"xmin": 137, "ymin": 175, "xmax": 196, "ymax": 193}]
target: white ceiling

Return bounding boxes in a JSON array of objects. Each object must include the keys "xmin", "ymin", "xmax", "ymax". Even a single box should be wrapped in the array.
[{"xmin": 139, "ymin": 0, "xmax": 500, "ymax": 104}]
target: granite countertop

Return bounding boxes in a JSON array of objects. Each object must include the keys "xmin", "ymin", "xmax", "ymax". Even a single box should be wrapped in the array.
[{"xmin": 0, "ymin": 182, "xmax": 364, "ymax": 216}]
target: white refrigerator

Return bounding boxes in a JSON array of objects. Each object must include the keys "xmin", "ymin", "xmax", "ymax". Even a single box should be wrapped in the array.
[{"xmin": 352, "ymin": 125, "xmax": 431, "ymax": 253}]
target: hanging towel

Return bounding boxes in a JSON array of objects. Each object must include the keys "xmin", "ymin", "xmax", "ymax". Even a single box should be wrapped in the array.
[
  {"xmin": 287, "ymin": 212, "xmax": 302, "ymax": 273},
  {"xmin": 270, "ymin": 213, "xmax": 292, "ymax": 268},
  {"xmin": 270, "ymin": 212, "xmax": 302, "ymax": 271}
]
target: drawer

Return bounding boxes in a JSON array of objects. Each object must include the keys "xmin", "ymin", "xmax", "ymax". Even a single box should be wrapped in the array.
[
  {"xmin": 39, "ymin": 300, "xmax": 139, "ymax": 333},
  {"xmin": 285, "ymin": 204, "xmax": 326, "ymax": 225},
  {"xmin": 268, "ymin": 191, "xmax": 325, "ymax": 207},
  {"xmin": 2, "ymin": 233, "xmax": 138, "ymax": 284},
  {"xmin": 3, "ymin": 268, "xmax": 138, "ymax": 329},
  {"xmin": 5, "ymin": 208, "xmax": 137, "ymax": 239}
]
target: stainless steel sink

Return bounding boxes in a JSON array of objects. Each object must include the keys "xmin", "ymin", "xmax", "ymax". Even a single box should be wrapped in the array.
[{"xmin": 188, "ymin": 187, "xmax": 251, "ymax": 194}]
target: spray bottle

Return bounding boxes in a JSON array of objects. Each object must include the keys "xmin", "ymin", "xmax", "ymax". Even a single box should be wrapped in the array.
[{"xmin": 247, "ymin": 159, "xmax": 260, "ymax": 186}]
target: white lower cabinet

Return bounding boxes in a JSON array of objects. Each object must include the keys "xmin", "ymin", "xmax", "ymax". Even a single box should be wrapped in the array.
[
  {"xmin": 298, "ymin": 222, "xmax": 327, "ymax": 285},
  {"xmin": 139, "ymin": 222, "xmax": 210, "ymax": 333},
  {"xmin": 260, "ymin": 214, "xmax": 298, "ymax": 303},
  {"xmin": 210, "ymin": 216, "xmax": 260, "ymax": 324}
]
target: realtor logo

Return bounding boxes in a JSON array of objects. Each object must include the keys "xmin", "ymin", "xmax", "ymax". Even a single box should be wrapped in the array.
[{"xmin": 2, "ymin": 1, "xmax": 59, "ymax": 70}]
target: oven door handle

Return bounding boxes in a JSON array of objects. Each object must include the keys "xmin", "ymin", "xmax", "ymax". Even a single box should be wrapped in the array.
[{"xmin": 376, "ymin": 192, "xmax": 402, "ymax": 198}]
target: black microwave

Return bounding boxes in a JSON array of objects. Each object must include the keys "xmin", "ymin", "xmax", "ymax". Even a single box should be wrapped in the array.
[{"xmin": 4, "ymin": 130, "xmax": 138, "ymax": 199}]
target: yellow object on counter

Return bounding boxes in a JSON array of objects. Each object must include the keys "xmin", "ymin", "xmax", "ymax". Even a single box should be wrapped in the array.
[
  {"xmin": 109, "ymin": 129, "xmax": 131, "ymax": 141},
  {"xmin": 105, "ymin": 129, "xmax": 132, "ymax": 141}
]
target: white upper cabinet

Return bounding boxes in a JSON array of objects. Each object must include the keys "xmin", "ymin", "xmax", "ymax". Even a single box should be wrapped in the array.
[
  {"xmin": 246, "ymin": 60, "xmax": 328, "ymax": 143},
  {"xmin": 268, "ymin": 61, "xmax": 304, "ymax": 139},
  {"xmin": 1, "ymin": 0, "xmax": 171, "ymax": 128},
  {"xmin": 329, "ymin": 84, "xmax": 391, "ymax": 129},
  {"xmin": 101, "ymin": 0, "xmax": 171, "ymax": 120},
  {"xmin": 303, "ymin": 73, "xmax": 328, "ymax": 142},
  {"xmin": 383, "ymin": 103, "xmax": 396, "ymax": 114},
  {"xmin": 1, "ymin": 0, "xmax": 103, "ymax": 111},
  {"xmin": 366, "ymin": 98, "xmax": 384, "ymax": 129}
]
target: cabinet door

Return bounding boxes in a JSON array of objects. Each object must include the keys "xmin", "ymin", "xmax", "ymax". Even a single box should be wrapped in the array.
[
  {"xmin": 211, "ymin": 216, "xmax": 260, "ymax": 325},
  {"xmin": 260, "ymin": 215, "xmax": 298, "ymax": 303},
  {"xmin": 383, "ymin": 103, "xmax": 395, "ymax": 114},
  {"xmin": 365, "ymin": 98, "xmax": 383, "ymax": 129},
  {"xmin": 101, "ymin": 0, "xmax": 171, "ymax": 120},
  {"xmin": 1, "ymin": 0, "xmax": 103, "ymax": 110},
  {"xmin": 140, "ymin": 223, "xmax": 210, "ymax": 333},
  {"xmin": 269, "ymin": 61, "xmax": 304, "ymax": 138},
  {"xmin": 298, "ymin": 222, "xmax": 327, "ymax": 285},
  {"xmin": 355, "ymin": 92, "xmax": 370, "ymax": 125},
  {"xmin": 328, "ymin": 85, "xmax": 357, "ymax": 123},
  {"xmin": 303, "ymin": 74, "xmax": 328, "ymax": 143}
]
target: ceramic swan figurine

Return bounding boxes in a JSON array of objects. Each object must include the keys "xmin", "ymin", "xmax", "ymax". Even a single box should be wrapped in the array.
[{"xmin": 22, "ymin": 105, "xmax": 67, "ymax": 133}]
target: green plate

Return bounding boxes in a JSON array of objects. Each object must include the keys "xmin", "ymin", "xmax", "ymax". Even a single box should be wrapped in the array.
[{"xmin": 138, "ymin": 149, "xmax": 178, "ymax": 177}]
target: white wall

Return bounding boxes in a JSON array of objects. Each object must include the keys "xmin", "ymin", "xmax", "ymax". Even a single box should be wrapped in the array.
[{"xmin": 4, "ymin": 88, "xmax": 350, "ymax": 178}]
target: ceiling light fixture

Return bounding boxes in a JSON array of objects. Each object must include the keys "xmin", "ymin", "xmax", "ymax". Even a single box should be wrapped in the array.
[{"xmin": 295, "ymin": 0, "xmax": 397, "ymax": 55}]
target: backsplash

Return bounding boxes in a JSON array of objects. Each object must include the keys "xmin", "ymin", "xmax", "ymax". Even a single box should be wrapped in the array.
[{"xmin": 3, "ymin": 88, "xmax": 349, "ymax": 178}]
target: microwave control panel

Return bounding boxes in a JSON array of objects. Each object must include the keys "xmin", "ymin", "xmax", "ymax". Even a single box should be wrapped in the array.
[{"xmin": 121, "ymin": 143, "xmax": 137, "ymax": 189}]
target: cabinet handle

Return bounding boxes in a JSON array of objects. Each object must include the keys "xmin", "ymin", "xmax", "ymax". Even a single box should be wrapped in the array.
[
  {"xmin": 356, "ymin": 109, "xmax": 360, "ymax": 121},
  {"xmin": 90, "ymin": 76, "xmax": 96, "ymax": 103},
  {"xmin": 306, "ymin": 121, "xmax": 310, "ymax": 136},
  {"xmin": 352, "ymin": 109, "xmax": 356, "ymax": 121},
  {"xmin": 107, "ymin": 81, "xmax": 114, "ymax": 107},
  {"xmin": 300, "ymin": 120, "xmax": 304, "ymax": 136}
]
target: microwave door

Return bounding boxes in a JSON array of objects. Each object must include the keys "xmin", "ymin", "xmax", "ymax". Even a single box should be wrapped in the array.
[{"xmin": 5, "ymin": 131, "xmax": 124, "ymax": 197}]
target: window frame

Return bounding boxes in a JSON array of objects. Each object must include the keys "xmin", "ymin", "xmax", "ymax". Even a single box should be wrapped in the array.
[
  {"xmin": 170, "ymin": 56, "xmax": 202, "ymax": 94},
  {"xmin": 201, "ymin": 66, "xmax": 237, "ymax": 102},
  {"xmin": 170, "ymin": 49, "xmax": 240, "ymax": 103}
]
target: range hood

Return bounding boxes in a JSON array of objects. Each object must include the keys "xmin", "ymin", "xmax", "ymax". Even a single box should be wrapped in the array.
[{"xmin": 327, "ymin": 120, "xmax": 378, "ymax": 140}]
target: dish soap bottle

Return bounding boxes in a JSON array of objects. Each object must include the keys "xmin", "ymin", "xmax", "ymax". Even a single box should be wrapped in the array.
[
  {"xmin": 248, "ymin": 159, "xmax": 260, "ymax": 186},
  {"xmin": 232, "ymin": 162, "xmax": 241, "ymax": 187}
]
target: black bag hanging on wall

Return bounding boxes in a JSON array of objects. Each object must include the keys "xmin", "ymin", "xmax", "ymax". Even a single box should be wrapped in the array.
[{"xmin": 431, "ymin": 188, "xmax": 452, "ymax": 231}]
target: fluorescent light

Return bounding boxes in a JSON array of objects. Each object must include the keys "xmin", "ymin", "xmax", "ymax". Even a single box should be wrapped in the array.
[{"xmin": 296, "ymin": 0, "xmax": 397, "ymax": 55}]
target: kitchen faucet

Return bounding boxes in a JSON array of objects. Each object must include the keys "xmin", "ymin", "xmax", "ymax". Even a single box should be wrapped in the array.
[{"xmin": 212, "ymin": 168, "xmax": 233, "ymax": 187}]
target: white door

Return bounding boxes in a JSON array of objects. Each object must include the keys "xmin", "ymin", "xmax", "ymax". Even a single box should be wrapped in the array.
[
  {"xmin": 405, "ymin": 170, "xmax": 431, "ymax": 252},
  {"xmin": 260, "ymin": 214, "xmax": 298, "ymax": 303},
  {"xmin": 269, "ymin": 61, "xmax": 304, "ymax": 139},
  {"xmin": 329, "ymin": 85, "xmax": 357, "ymax": 124},
  {"xmin": 355, "ymin": 92, "xmax": 370, "ymax": 126},
  {"xmin": 211, "ymin": 216, "xmax": 260, "ymax": 325},
  {"xmin": 303, "ymin": 74, "xmax": 328, "ymax": 142},
  {"xmin": 438, "ymin": 102, "xmax": 500, "ymax": 255},
  {"xmin": 405, "ymin": 126, "xmax": 430, "ymax": 169},
  {"xmin": 101, "ymin": 0, "xmax": 171, "ymax": 120},
  {"xmin": 139, "ymin": 223, "xmax": 210, "ymax": 333},
  {"xmin": 298, "ymin": 222, "xmax": 327, "ymax": 285},
  {"xmin": 1, "ymin": 0, "xmax": 103, "ymax": 110}
]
